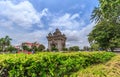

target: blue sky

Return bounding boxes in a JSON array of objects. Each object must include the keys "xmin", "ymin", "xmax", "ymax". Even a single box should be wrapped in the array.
[{"xmin": 0, "ymin": 0, "xmax": 99, "ymax": 48}]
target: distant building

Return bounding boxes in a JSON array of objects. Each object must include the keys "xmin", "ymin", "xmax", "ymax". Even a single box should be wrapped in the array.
[
  {"xmin": 47, "ymin": 28, "xmax": 66, "ymax": 51},
  {"xmin": 22, "ymin": 42, "xmax": 40, "ymax": 49},
  {"xmin": 14, "ymin": 45, "xmax": 22, "ymax": 50}
]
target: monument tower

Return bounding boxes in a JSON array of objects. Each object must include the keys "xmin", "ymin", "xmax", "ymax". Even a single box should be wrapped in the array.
[{"xmin": 47, "ymin": 29, "xmax": 66, "ymax": 51}]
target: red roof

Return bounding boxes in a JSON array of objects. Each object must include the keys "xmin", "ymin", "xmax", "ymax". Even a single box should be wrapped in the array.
[
  {"xmin": 17, "ymin": 50, "xmax": 32, "ymax": 54},
  {"xmin": 24, "ymin": 42, "xmax": 33, "ymax": 45},
  {"xmin": 23, "ymin": 42, "xmax": 40, "ymax": 46}
]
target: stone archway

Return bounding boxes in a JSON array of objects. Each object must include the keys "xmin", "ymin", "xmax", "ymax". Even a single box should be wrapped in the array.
[
  {"xmin": 51, "ymin": 43, "xmax": 56, "ymax": 48},
  {"xmin": 47, "ymin": 29, "xmax": 67, "ymax": 51}
]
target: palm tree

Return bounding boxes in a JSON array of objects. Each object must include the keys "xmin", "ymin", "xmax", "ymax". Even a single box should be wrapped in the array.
[
  {"xmin": 4, "ymin": 36, "xmax": 12, "ymax": 47},
  {"xmin": 0, "ymin": 36, "xmax": 12, "ymax": 52},
  {"xmin": 0, "ymin": 38, "xmax": 5, "ymax": 52}
]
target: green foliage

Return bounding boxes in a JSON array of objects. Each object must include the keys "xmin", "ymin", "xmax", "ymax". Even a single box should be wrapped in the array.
[
  {"xmin": 83, "ymin": 46, "xmax": 90, "ymax": 51},
  {"xmin": 62, "ymin": 48, "xmax": 68, "ymax": 51},
  {"xmin": 37, "ymin": 44, "xmax": 45, "ymax": 51},
  {"xmin": 22, "ymin": 45, "xmax": 30, "ymax": 51},
  {"xmin": 6, "ymin": 46, "xmax": 17, "ymax": 52},
  {"xmin": 51, "ymin": 47, "xmax": 58, "ymax": 51},
  {"xmin": 72, "ymin": 55, "xmax": 120, "ymax": 77},
  {"xmin": 69, "ymin": 46, "xmax": 79, "ymax": 51},
  {"xmin": 0, "ymin": 52, "xmax": 115, "ymax": 77},
  {"xmin": 32, "ymin": 45, "xmax": 38, "ymax": 51},
  {"xmin": 89, "ymin": 0, "xmax": 120, "ymax": 51},
  {"xmin": 90, "ymin": 43, "xmax": 100, "ymax": 51},
  {"xmin": 22, "ymin": 43, "xmax": 45, "ymax": 52},
  {"xmin": 0, "ymin": 36, "xmax": 12, "ymax": 52}
]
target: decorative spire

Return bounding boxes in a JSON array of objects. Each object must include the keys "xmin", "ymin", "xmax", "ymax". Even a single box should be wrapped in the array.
[
  {"xmin": 53, "ymin": 28, "xmax": 61, "ymax": 35},
  {"xmin": 56, "ymin": 28, "xmax": 59, "ymax": 31},
  {"xmin": 48, "ymin": 32, "xmax": 52, "ymax": 36}
]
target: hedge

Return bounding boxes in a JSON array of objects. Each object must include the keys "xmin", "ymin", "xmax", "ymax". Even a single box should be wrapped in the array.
[{"xmin": 0, "ymin": 52, "xmax": 115, "ymax": 77}]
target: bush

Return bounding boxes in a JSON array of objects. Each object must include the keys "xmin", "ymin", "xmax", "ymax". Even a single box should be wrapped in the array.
[
  {"xmin": 69, "ymin": 46, "xmax": 79, "ymax": 51},
  {"xmin": 72, "ymin": 55, "xmax": 120, "ymax": 77},
  {"xmin": 0, "ymin": 52, "xmax": 115, "ymax": 77}
]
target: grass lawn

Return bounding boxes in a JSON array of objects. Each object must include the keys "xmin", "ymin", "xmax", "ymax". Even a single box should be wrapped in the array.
[{"xmin": 71, "ymin": 54, "xmax": 120, "ymax": 77}]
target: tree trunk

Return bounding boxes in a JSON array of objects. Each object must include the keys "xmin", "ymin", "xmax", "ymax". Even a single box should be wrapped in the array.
[{"xmin": 110, "ymin": 47, "xmax": 114, "ymax": 52}]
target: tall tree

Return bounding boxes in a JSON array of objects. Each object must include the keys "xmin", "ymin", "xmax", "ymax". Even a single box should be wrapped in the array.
[
  {"xmin": 0, "ymin": 36, "xmax": 12, "ymax": 52},
  {"xmin": 4, "ymin": 36, "xmax": 12, "ymax": 46},
  {"xmin": 88, "ymin": 0, "xmax": 120, "ymax": 51}
]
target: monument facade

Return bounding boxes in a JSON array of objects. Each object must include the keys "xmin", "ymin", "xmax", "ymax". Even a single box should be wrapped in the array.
[{"xmin": 47, "ymin": 29, "xmax": 66, "ymax": 51}]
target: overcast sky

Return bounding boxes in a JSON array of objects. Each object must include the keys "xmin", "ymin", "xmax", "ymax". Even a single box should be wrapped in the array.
[{"xmin": 0, "ymin": 0, "xmax": 99, "ymax": 48}]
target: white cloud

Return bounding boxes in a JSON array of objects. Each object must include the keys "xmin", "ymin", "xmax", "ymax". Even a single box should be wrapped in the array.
[
  {"xmin": 37, "ymin": 8, "xmax": 49, "ymax": 28},
  {"xmin": 0, "ymin": 1, "xmax": 44, "ymax": 29},
  {"xmin": 0, "ymin": 19, "xmax": 13, "ymax": 30},
  {"xmin": 50, "ymin": 13, "xmax": 85, "ymax": 29},
  {"xmin": 63, "ymin": 22, "xmax": 96, "ymax": 48},
  {"xmin": 40, "ymin": 8, "xmax": 49, "ymax": 17},
  {"xmin": 71, "ymin": 13, "xmax": 79, "ymax": 19},
  {"xmin": 0, "ymin": 0, "xmax": 50, "ymax": 47}
]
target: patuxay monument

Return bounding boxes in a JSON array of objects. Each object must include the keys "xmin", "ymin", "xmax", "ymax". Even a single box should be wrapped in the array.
[{"xmin": 47, "ymin": 29, "xmax": 66, "ymax": 51}]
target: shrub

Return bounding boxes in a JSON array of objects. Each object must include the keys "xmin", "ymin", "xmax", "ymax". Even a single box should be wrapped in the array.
[{"xmin": 0, "ymin": 52, "xmax": 115, "ymax": 77}]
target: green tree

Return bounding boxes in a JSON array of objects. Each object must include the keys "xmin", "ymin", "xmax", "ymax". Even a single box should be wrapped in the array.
[
  {"xmin": 62, "ymin": 47, "xmax": 68, "ymax": 51},
  {"xmin": 32, "ymin": 46, "xmax": 38, "ymax": 51},
  {"xmin": 83, "ymin": 46, "xmax": 90, "ymax": 51},
  {"xmin": 22, "ymin": 45, "xmax": 30, "ymax": 51},
  {"xmin": 69, "ymin": 47, "xmax": 74, "ymax": 51},
  {"xmin": 88, "ymin": 0, "xmax": 120, "ymax": 51},
  {"xmin": 69, "ymin": 46, "xmax": 79, "ymax": 51},
  {"xmin": 0, "ymin": 38, "xmax": 4, "ymax": 52},
  {"xmin": 4, "ymin": 36, "xmax": 12, "ymax": 46},
  {"xmin": 0, "ymin": 36, "xmax": 12, "ymax": 52},
  {"xmin": 6, "ymin": 46, "xmax": 17, "ymax": 53},
  {"xmin": 38, "ymin": 44, "xmax": 45, "ymax": 51},
  {"xmin": 51, "ymin": 47, "xmax": 58, "ymax": 52},
  {"xmin": 90, "ymin": 43, "xmax": 99, "ymax": 51}
]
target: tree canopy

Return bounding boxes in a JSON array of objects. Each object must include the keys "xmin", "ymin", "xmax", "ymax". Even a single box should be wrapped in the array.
[
  {"xmin": 69, "ymin": 46, "xmax": 79, "ymax": 51},
  {"xmin": 88, "ymin": 0, "xmax": 120, "ymax": 51},
  {"xmin": 0, "ymin": 36, "xmax": 12, "ymax": 52}
]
